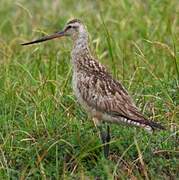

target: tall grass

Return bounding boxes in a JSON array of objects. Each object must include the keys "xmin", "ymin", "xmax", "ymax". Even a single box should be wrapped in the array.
[{"xmin": 0, "ymin": 0, "xmax": 178, "ymax": 179}]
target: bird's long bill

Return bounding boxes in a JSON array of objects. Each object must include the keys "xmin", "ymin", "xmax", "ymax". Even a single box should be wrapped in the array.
[{"xmin": 21, "ymin": 31, "xmax": 65, "ymax": 46}]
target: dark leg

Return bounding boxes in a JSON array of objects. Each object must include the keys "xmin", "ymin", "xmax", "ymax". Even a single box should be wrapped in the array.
[{"xmin": 98, "ymin": 124, "xmax": 111, "ymax": 158}]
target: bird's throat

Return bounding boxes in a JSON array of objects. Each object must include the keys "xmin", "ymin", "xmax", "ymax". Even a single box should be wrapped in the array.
[{"xmin": 72, "ymin": 35, "xmax": 91, "ymax": 62}]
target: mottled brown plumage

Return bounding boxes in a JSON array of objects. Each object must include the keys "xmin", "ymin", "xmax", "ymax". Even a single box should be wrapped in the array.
[
  {"xmin": 22, "ymin": 19, "xmax": 165, "ymax": 157},
  {"xmin": 68, "ymin": 19, "xmax": 164, "ymax": 132}
]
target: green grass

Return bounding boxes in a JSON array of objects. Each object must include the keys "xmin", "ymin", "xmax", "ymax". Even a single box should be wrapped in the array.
[{"xmin": 0, "ymin": 0, "xmax": 179, "ymax": 179}]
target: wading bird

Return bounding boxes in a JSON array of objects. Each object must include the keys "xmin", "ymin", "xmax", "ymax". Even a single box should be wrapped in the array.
[{"xmin": 22, "ymin": 19, "xmax": 165, "ymax": 158}]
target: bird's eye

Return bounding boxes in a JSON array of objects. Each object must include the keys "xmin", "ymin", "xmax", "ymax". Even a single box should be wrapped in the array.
[
  {"xmin": 65, "ymin": 25, "xmax": 78, "ymax": 31},
  {"xmin": 66, "ymin": 25, "xmax": 72, "ymax": 30}
]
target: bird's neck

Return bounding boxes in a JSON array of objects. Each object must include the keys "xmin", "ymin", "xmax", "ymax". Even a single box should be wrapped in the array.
[{"xmin": 71, "ymin": 34, "xmax": 91, "ymax": 68}]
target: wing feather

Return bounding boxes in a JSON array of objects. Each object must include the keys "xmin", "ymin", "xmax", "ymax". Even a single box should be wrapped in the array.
[{"xmin": 77, "ymin": 69, "xmax": 145, "ymax": 121}]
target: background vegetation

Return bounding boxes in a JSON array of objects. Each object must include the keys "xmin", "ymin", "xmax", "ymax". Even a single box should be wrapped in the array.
[{"xmin": 0, "ymin": 0, "xmax": 178, "ymax": 179}]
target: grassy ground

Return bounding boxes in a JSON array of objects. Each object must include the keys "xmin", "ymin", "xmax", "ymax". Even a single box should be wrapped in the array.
[{"xmin": 0, "ymin": 0, "xmax": 179, "ymax": 179}]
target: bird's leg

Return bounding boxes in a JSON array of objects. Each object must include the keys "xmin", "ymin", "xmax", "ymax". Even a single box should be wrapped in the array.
[
  {"xmin": 105, "ymin": 125, "xmax": 110, "ymax": 158},
  {"xmin": 98, "ymin": 124, "xmax": 110, "ymax": 158},
  {"xmin": 106, "ymin": 124, "xmax": 110, "ymax": 150},
  {"xmin": 92, "ymin": 118, "xmax": 111, "ymax": 158}
]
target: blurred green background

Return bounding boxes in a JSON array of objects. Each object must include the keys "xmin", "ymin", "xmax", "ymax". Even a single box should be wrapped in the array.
[{"xmin": 0, "ymin": 0, "xmax": 178, "ymax": 179}]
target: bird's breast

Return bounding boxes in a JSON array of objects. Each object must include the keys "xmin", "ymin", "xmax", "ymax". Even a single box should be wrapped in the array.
[
  {"xmin": 72, "ymin": 71, "xmax": 86, "ymax": 105},
  {"xmin": 72, "ymin": 71, "xmax": 94, "ymax": 115}
]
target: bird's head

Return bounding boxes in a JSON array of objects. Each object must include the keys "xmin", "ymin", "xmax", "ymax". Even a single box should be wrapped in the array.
[
  {"xmin": 63, "ymin": 19, "xmax": 87, "ymax": 39},
  {"xmin": 21, "ymin": 19, "xmax": 87, "ymax": 46}
]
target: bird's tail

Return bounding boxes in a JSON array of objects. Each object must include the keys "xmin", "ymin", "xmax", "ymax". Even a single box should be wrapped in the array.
[{"xmin": 143, "ymin": 119, "xmax": 165, "ymax": 133}]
